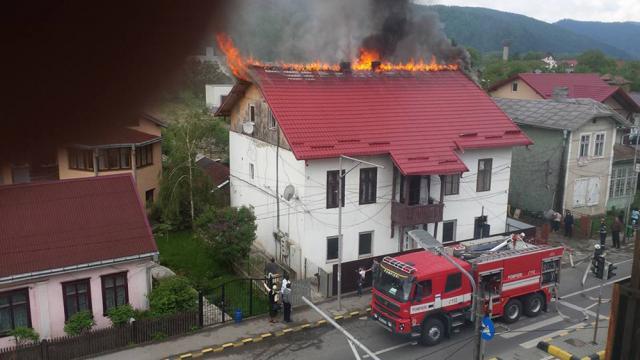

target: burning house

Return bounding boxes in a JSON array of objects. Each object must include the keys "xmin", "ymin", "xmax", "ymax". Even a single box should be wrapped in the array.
[{"xmin": 215, "ymin": 37, "xmax": 532, "ymax": 274}]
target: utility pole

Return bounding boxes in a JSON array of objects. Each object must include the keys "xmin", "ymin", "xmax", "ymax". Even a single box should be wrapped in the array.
[
  {"xmin": 337, "ymin": 155, "xmax": 384, "ymax": 310},
  {"xmin": 624, "ymin": 126, "xmax": 639, "ymax": 243},
  {"xmin": 592, "ymin": 283, "xmax": 604, "ymax": 344}
]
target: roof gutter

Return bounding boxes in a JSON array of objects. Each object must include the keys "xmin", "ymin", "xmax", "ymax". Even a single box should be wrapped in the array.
[
  {"xmin": 0, "ymin": 252, "xmax": 159, "ymax": 285},
  {"xmin": 70, "ymin": 137, "xmax": 162, "ymax": 150}
]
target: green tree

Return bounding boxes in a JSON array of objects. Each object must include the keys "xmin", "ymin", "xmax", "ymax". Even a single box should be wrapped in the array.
[
  {"xmin": 157, "ymin": 99, "xmax": 229, "ymax": 229},
  {"xmin": 575, "ymin": 50, "xmax": 617, "ymax": 74},
  {"xmin": 64, "ymin": 311, "xmax": 95, "ymax": 336},
  {"xmin": 196, "ymin": 206, "xmax": 257, "ymax": 268},
  {"xmin": 9, "ymin": 327, "xmax": 39, "ymax": 346},
  {"xmin": 466, "ymin": 47, "xmax": 482, "ymax": 70},
  {"xmin": 106, "ymin": 304, "xmax": 137, "ymax": 326},
  {"xmin": 618, "ymin": 61, "xmax": 640, "ymax": 91},
  {"xmin": 148, "ymin": 276, "xmax": 198, "ymax": 316}
]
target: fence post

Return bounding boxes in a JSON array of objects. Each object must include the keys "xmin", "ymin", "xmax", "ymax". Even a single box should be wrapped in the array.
[
  {"xmin": 40, "ymin": 339, "xmax": 48, "ymax": 360},
  {"xmin": 198, "ymin": 291, "xmax": 204, "ymax": 328},
  {"xmin": 249, "ymin": 279, "xmax": 254, "ymax": 317},
  {"xmin": 221, "ymin": 284, "xmax": 226, "ymax": 323}
]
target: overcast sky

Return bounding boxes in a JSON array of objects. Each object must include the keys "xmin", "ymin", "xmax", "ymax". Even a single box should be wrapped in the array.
[{"xmin": 416, "ymin": 0, "xmax": 640, "ymax": 23}]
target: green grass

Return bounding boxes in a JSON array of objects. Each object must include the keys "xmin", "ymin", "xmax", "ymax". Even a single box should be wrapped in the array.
[{"xmin": 156, "ymin": 231, "xmax": 269, "ymax": 317}]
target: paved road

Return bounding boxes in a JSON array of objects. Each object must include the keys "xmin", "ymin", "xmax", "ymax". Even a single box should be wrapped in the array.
[{"xmin": 208, "ymin": 247, "xmax": 633, "ymax": 360}]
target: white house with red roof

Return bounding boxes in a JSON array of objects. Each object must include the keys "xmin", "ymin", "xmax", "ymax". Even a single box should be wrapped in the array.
[
  {"xmin": 0, "ymin": 174, "xmax": 158, "ymax": 347},
  {"xmin": 217, "ymin": 65, "xmax": 531, "ymax": 273}
]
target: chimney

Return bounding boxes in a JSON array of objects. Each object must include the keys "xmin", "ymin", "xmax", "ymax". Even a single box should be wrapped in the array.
[
  {"xmin": 371, "ymin": 60, "xmax": 381, "ymax": 71},
  {"xmin": 553, "ymin": 86, "xmax": 569, "ymax": 100},
  {"xmin": 339, "ymin": 61, "xmax": 351, "ymax": 73}
]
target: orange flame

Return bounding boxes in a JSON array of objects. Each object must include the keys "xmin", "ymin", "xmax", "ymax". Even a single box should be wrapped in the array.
[{"xmin": 215, "ymin": 33, "xmax": 459, "ymax": 79}]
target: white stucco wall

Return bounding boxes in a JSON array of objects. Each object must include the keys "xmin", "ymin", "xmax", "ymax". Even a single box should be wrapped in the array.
[{"xmin": 205, "ymin": 85, "xmax": 234, "ymax": 109}]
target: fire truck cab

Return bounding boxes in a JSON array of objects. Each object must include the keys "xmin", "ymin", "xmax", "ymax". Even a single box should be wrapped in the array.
[{"xmin": 370, "ymin": 244, "xmax": 564, "ymax": 346}]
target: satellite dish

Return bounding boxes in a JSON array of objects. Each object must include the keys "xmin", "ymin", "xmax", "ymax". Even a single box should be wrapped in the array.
[
  {"xmin": 242, "ymin": 121, "xmax": 254, "ymax": 135},
  {"xmin": 283, "ymin": 184, "xmax": 296, "ymax": 201}
]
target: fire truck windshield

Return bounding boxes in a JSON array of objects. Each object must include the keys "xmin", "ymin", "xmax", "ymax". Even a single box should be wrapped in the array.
[{"xmin": 373, "ymin": 264, "xmax": 413, "ymax": 302}]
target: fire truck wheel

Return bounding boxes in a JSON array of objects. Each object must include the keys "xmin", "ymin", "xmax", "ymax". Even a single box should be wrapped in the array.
[
  {"xmin": 420, "ymin": 318, "xmax": 444, "ymax": 346},
  {"xmin": 503, "ymin": 299, "xmax": 522, "ymax": 324},
  {"xmin": 523, "ymin": 293, "xmax": 544, "ymax": 317}
]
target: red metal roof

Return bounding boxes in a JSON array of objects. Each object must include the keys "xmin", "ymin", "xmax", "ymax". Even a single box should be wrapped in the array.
[
  {"xmin": 249, "ymin": 67, "xmax": 531, "ymax": 175},
  {"xmin": 0, "ymin": 174, "xmax": 158, "ymax": 279},
  {"xmin": 517, "ymin": 73, "xmax": 618, "ymax": 101}
]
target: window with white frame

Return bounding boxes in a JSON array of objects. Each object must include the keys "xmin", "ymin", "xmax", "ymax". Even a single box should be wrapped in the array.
[
  {"xmin": 511, "ymin": 82, "xmax": 518, "ymax": 92},
  {"xmin": 609, "ymin": 166, "xmax": 638, "ymax": 198},
  {"xmin": 579, "ymin": 134, "xmax": 591, "ymax": 158},
  {"xmin": 249, "ymin": 163, "xmax": 255, "ymax": 180},
  {"xmin": 593, "ymin": 132, "xmax": 605, "ymax": 158},
  {"xmin": 574, "ymin": 177, "xmax": 600, "ymax": 207}
]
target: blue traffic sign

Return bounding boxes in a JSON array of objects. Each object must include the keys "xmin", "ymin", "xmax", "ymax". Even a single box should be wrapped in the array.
[{"xmin": 481, "ymin": 315, "xmax": 495, "ymax": 341}]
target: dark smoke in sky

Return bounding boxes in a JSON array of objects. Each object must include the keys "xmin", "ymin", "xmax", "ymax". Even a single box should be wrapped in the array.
[{"xmin": 227, "ymin": 0, "xmax": 469, "ymax": 68}]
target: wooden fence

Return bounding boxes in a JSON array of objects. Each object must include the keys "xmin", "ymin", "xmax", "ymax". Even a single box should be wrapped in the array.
[{"xmin": 0, "ymin": 311, "xmax": 198, "ymax": 360}]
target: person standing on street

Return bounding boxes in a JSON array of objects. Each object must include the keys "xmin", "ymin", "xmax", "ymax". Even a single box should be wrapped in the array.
[
  {"xmin": 552, "ymin": 211, "xmax": 562, "ymax": 232},
  {"xmin": 599, "ymin": 218, "xmax": 607, "ymax": 247},
  {"xmin": 282, "ymin": 282, "xmax": 292, "ymax": 323},
  {"xmin": 356, "ymin": 267, "xmax": 371, "ymax": 297},
  {"xmin": 612, "ymin": 216, "xmax": 622, "ymax": 249},
  {"xmin": 564, "ymin": 210, "xmax": 574, "ymax": 237},
  {"xmin": 267, "ymin": 284, "xmax": 280, "ymax": 323}
]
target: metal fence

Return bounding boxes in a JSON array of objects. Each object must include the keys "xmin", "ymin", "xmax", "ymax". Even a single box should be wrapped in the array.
[
  {"xmin": 0, "ymin": 311, "xmax": 198, "ymax": 360},
  {"xmin": 199, "ymin": 278, "xmax": 270, "ymax": 326}
]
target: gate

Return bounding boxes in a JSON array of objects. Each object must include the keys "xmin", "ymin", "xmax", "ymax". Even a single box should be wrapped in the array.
[{"xmin": 199, "ymin": 278, "xmax": 270, "ymax": 326}]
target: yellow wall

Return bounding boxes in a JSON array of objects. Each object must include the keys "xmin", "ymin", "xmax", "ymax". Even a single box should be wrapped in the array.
[
  {"xmin": 490, "ymin": 80, "xmax": 543, "ymax": 100},
  {"xmin": 0, "ymin": 163, "xmax": 11, "ymax": 185}
]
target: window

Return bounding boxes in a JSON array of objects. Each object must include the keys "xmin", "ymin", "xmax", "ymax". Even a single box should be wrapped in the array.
[
  {"xmin": 359, "ymin": 168, "xmax": 377, "ymax": 204},
  {"xmin": 444, "ymin": 174, "xmax": 460, "ymax": 195},
  {"xmin": 579, "ymin": 134, "xmax": 591, "ymax": 158},
  {"xmin": 444, "ymin": 272, "xmax": 462, "ymax": 293},
  {"xmin": 442, "ymin": 220, "xmax": 457, "ymax": 243},
  {"xmin": 574, "ymin": 177, "xmax": 600, "ymax": 207},
  {"xmin": 249, "ymin": 104, "xmax": 256, "ymax": 123},
  {"xmin": 408, "ymin": 176, "xmax": 421, "ymax": 205},
  {"xmin": 358, "ymin": 232, "xmax": 373, "ymax": 256},
  {"xmin": 476, "ymin": 159, "xmax": 492, "ymax": 192},
  {"xmin": 62, "ymin": 279, "xmax": 92, "ymax": 320},
  {"xmin": 268, "ymin": 108, "xmax": 277, "ymax": 129},
  {"xmin": 101, "ymin": 273, "xmax": 128, "ymax": 314},
  {"xmin": 416, "ymin": 280, "xmax": 432, "ymax": 298},
  {"xmin": 0, "ymin": 289, "xmax": 31, "ymax": 336},
  {"xmin": 511, "ymin": 82, "xmax": 518, "ymax": 92},
  {"xmin": 98, "ymin": 147, "xmax": 132, "ymax": 170},
  {"xmin": 68, "ymin": 148, "xmax": 94, "ymax": 171},
  {"xmin": 326, "ymin": 236, "xmax": 339, "ymax": 262},
  {"xmin": 326, "ymin": 170, "xmax": 345, "ymax": 209},
  {"xmin": 145, "ymin": 189, "xmax": 155, "ymax": 204},
  {"xmin": 135, "ymin": 144, "xmax": 153, "ymax": 168},
  {"xmin": 249, "ymin": 163, "xmax": 255, "ymax": 180},
  {"xmin": 593, "ymin": 132, "xmax": 605, "ymax": 158},
  {"xmin": 609, "ymin": 166, "xmax": 637, "ymax": 198}
]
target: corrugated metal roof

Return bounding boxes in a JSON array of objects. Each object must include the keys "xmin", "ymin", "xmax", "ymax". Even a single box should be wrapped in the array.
[
  {"xmin": 242, "ymin": 68, "xmax": 531, "ymax": 175},
  {"xmin": 494, "ymin": 97, "xmax": 631, "ymax": 131},
  {"xmin": 518, "ymin": 73, "xmax": 618, "ymax": 101},
  {"xmin": 0, "ymin": 174, "xmax": 158, "ymax": 278}
]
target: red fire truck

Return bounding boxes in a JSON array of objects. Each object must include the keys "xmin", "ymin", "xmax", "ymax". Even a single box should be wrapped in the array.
[{"xmin": 370, "ymin": 243, "xmax": 564, "ymax": 346}]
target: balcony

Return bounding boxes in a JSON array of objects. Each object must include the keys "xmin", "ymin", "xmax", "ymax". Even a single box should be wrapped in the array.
[{"xmin": 391, "ymin": 201, "xmax": 444, "ymax": 226}]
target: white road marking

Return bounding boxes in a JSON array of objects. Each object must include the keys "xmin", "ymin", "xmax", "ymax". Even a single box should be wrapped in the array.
[
  {"xmin": 557, "ymin": 300, "xmax": 609, "ymax": 320},
  {"xmin": 560, "ymin": 275, "xmax": 631, "ymax": 299},
  {"xmin": 584, "ymin": 302, "xmax": 599, "ymax": 310},
  {"xmin": 519, "ymin": 322, "xmax": 587, "ymax": 349},
  {"xmin": 362, "ymin": 341, "xmax": 416, "ymax": 359},
  {"xmin": 500, "ymin": 316, "xmax": 565, "ymax": 339}
]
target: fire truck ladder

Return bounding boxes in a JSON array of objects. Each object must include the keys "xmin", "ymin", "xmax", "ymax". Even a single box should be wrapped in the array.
[
  {"xmin": 382, "ymin": 256, "xmax": 417, "ymax": 274},
  {"xmin": 466, "ymin": 245, "xmax": 551, "ymax": 264}
]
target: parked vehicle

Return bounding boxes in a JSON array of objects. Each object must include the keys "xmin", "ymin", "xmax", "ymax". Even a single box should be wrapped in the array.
[{"xmin": 370, "ymin": 242, "xmax": 564, "ymax": 346}]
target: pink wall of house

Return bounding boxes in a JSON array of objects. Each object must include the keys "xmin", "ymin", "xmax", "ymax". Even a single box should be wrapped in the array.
[{"xmin": 0, "ymin": 259, "xmax": 154, "ymax": 348}]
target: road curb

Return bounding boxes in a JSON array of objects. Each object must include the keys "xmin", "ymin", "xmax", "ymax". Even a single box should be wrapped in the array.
[
  {"xmin": 166, "ymin": 306, "xmax": 372, "ymax": 359},
  {"xmin": 537, "ymin": 341, "xmax": 605, "ymax": 360}
]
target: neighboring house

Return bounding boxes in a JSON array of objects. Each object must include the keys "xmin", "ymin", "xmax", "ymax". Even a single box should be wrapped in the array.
[
  {"xmin": 0, "ymin": 175, "xmax": 158, "ymax": 347},
  {"xmin": 0, "ymin": 114, "xmax": 164, "ymax": 206},
  {"xmin": 495, "ymin": 98, "xmax": 632, "ymax": 217},
  {"xmin": 196, "ymin": 155, "xmax": 230, "ymax": 206},
  {"xmin": 601, "ymin": 74, "xmax": 632, "ymax": 92},
  {"xmin": 205, "ymin": 84, "xmax": 234, "ymax": 110},
  {"xmin": 488, "ymin": 73, "xmax": 640, "ymax": 125},
  {"xmin": 216, "ymin": 66, "xmax": 531, "ymax": 273},
  {"xmin": 608, "ymin": 144, "xmax": 639, "ymax": 211}
]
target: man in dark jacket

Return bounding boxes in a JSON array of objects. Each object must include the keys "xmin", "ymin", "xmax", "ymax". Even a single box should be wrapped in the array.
[
  {"xmin": 564, "ymin": 211, "xmax": 574, "ymax": 237},
  {"xmin": 599, "ymin": 218, "xmax": 607, "ymax": 247},
  {"xmin": 612, "ymin": 217, "xmax": 622, "ymax": 249}
]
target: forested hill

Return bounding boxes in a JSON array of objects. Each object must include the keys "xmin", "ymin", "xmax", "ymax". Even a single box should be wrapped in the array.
[
  {"xmin": 422, "ymin": 5, "xmax": 634, "ymax": 59},
  {"xmin": 555, "ymin": 19, "xmax": 640, "ymax": 59}
]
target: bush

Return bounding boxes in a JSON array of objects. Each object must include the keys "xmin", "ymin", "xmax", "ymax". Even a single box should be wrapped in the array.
[
  {"xmin": 107, "ymin": 304, "xmax": 136, "ymax": 326},
  {"xmin": 9, "ymin": 327, "xmax": 39, "ymax": 345},
  {"xmin": 64, "ymin": 310, "xmax": 95, "ymax": 336},
  {"xmin": 148, "ymin": 276, "xmax": 198, "ymax": 316}
]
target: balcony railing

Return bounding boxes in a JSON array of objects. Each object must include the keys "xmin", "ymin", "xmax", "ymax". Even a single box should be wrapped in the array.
[{"xmin": 391, "ymin": 201, "xmax": 444, "ymax": 226}]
